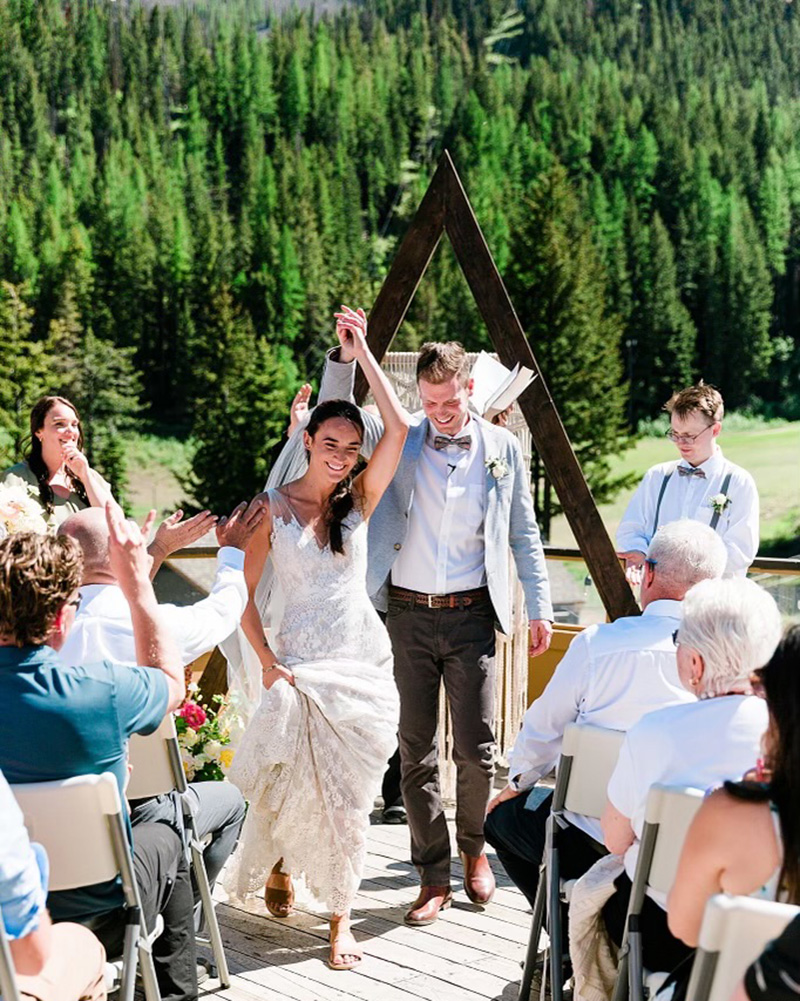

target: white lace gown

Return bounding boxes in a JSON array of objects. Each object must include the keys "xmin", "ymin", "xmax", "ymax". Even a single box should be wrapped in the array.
[{"xmin": 226, "ymin": 489, "xmax": 399, "ymax": 914}]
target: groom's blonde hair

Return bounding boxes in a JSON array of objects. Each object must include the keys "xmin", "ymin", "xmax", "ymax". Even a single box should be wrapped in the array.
[{"xmin": 416, "ymin": 342, "xmax": 470, "ymax": 387}]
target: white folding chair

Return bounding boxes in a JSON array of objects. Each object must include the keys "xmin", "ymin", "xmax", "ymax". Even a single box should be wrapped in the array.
[
  {"xmin": 612, "ymin": 784, "xmax": 704, "ymax": 1001},
  {"xmin": 0, "ymin": 902, "xmax": 23, "ymax": 1001},
  {"xmin": 519, "ymin": 723, "xmax": 626, "ymax": 1001},
  {"xmin": 11, "ymin": 772, "xmax": 160, "ymax": 1001},
  {"xmin": 686, "ymin": 894, "xmax": 800, "ymax": 1001},
  {"xmin": 127, "ymin": 714, "xmax": 231, "ymax": 987}
]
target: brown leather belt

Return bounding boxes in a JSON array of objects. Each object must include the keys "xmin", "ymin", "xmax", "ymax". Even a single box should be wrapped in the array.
[{"xmin": 388, "ymin": 585, "xmax": 490, "ymax": 610}]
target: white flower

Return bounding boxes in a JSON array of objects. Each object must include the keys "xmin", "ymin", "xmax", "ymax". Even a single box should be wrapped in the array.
[
  {"xmin": 180, "ymin": 728, "xmax": 199, "ymax": 749},
  {"xmin": 204, "ymin": 740, "xmax": 223, "ymax": 761},
  {"xmin": 0, "ymin": 484, "xmax": 48, "ymax": 535},
  {"xmin": 708, "ymin": 493, "xmax": 732, "ymax": 515},
  {"xmin": 485, "ymin": 456, "xmax": 509, "ymax": 480}
]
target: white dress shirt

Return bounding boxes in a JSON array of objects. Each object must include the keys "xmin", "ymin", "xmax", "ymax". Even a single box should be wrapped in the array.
[
  {"xmin": 391, "ymin": 415, "xmax": 487, "ymax": 594},
  {"xmin": 616, "ymin": 446, "xmax": 759, "ymax": 577},
  {"xmin": 507, "ymin": 599, "xmax": 694, "ymax": 840},
  {"xmin": 60, "ymin": 547, "xmax": 247, "ymax": 667},
  {"xmin": 607, "ymin": 694, "xmax": 768, "ymax": 906}
]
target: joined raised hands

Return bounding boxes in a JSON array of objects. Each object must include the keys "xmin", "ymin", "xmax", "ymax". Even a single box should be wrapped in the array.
[
  {"xmin": 216, "ymin": 498, "xmax": 267, "ymax": 550},
  {"xmin": 333, "ymin": 305, "xmax": 368, "ymax": 361}
]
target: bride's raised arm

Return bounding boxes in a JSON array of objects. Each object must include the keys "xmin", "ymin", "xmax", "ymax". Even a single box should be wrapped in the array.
[{"xmin": 334, "ymin": 305, "xmax": 408, "ymax": 519}]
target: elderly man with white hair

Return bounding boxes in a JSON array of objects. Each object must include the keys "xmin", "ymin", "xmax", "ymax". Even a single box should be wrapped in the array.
[
  {"xmin": 600, "ymin": 576, "xmax": 783, "ymax": 976},
  {"xmin": 484, "ymin": 518, "xmax": 728, "ymax": 908}
]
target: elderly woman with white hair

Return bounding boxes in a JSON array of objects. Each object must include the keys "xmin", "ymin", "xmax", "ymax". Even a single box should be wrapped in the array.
[{"xmin": 599, "ymin": 577, "xmax": 783, "ymax": 975}]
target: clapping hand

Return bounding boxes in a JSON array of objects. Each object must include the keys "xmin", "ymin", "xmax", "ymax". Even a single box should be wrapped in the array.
[
  {"xmin": 216, "ymin": 498, "xmax": 267, "ymax": 551},
  {"xmin": 288, "ymin": 384, "xmax": 312, "ymax": 436},
  {"xmin": 334, "ymin": 305, "xmax": 368, "ymax": 361},
  {"xmin": 151, "ymin": 508, "xmax": 218, "ymax": 558}
]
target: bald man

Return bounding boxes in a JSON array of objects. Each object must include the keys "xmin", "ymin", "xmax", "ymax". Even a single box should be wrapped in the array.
[{"xmin": 58, "ymin": 499, "xmax": 264, "ymax": 901}]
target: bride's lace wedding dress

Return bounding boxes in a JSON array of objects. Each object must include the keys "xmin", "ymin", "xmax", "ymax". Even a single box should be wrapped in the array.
[{"xmin": 226, "ymin": 489, "xmax": 399, "ymax": 914}]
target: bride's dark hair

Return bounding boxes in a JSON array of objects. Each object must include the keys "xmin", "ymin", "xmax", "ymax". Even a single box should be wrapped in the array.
[
  {"xmin": 24, "ymin": 396, "xmax": 89, "ymax": 514},
  {"xmin": 305, "ymin": 399, "xmax": 364, "ymax": 555}
]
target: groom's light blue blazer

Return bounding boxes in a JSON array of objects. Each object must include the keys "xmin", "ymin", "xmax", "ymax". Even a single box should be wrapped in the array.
[{"xmin": 319, "ymin": 355, "xmax": 553, "ymax": 635}]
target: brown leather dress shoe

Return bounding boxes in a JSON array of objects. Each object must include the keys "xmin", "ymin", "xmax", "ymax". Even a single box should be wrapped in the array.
[
  {"xmin": 404, "ymin": 885, "xmax": 453, "ymax": 926},
  {"xmin": 460, "ymin": 851, "xmax": 495, "ymax": 905}
]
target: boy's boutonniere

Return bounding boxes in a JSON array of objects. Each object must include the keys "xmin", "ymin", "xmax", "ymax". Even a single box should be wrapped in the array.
[
  {"xmin": 708, "ymin": 493, "xmax": 731, "ymax": 516},
  {"xmin": 485, "ymin": 456, "xmax": 509, "ymax": 480}
]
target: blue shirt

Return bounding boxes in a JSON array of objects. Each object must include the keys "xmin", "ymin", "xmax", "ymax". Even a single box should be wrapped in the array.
[
  {"xmin": 0, "ymin": 644, "xmax": 168, "ymax": 920},
  {"xmin": 0, "ymin": 769, "xmax": 47, "ymax": 940}
]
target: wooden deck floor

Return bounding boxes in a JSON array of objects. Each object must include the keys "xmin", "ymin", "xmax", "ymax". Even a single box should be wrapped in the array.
[{"xmin": 201, "ymin": 810, "xmax": 532, "ymax": 1001}]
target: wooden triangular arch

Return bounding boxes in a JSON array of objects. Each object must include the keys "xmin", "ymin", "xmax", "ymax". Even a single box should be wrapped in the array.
[{"xmin": 356, "ymin": 150, "xmax": 639, "ymax": 621}]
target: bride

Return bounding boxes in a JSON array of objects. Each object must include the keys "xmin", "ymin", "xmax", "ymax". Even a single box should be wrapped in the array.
[{"xmin": 227, "ymin": 306, "xmax": 408, "ymax": 971}]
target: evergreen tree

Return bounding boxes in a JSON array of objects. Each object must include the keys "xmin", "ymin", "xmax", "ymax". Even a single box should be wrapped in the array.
[
  {"xmin": 504, "ymin": 162, "xmax": 632, "ymax": 537},
  {"xmin": 187, "ymin": 287, "xmax": 296, "ymax": 513}
]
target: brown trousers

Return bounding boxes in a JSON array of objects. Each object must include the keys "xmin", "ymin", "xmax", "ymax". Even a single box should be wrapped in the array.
[
  {"xmin": 387, "ymin": 592, "xmax": 497, "ymax": 886},
  {"xmin": 17, "ymin": 922, "xmax": 106, "ymax": 1001}
]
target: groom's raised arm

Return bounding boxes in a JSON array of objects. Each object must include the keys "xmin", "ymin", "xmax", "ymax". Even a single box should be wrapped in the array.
[{"xmin": 318, "ymin": 346, "xmax": 384, "ymax": 459}]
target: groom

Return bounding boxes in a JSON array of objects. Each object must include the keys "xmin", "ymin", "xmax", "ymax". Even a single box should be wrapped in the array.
[{"xmin": 321, "ymin": 338, "xmax": 553, "ymax": 925}]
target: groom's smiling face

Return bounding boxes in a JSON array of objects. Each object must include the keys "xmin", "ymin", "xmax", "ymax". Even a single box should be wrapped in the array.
[{"xmin": 418, "ymin": 375, "xmax": 473, "ymax": 436}]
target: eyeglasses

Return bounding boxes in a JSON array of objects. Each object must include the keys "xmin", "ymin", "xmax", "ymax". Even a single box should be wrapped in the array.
[
  {"xmin": 672, "ymin": 629, "xmax": 680, "ymax": 647},
  {"xmin": 67, "ymin": 596, "xmax": 81, "ymax": 611},
  {"xmin": 645, "ymin": 558, "xmax": 658, "ymax": 569},
  {"xmin": 665, "ymin": 424, "xmax": 715, "ymax": 445}
]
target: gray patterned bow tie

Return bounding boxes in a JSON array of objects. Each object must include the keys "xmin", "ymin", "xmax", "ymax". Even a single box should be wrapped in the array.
[
  {"xmin": 678, "ymin": 465, "xmax": 706, "ymax": 479},
  {"xmin": 433, "ymin": 434, "xmax": 471, "ymax": 451}
]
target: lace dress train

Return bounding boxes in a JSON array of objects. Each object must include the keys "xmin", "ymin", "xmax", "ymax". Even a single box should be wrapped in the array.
[{"xmin": 226, "ymin": 489, "xmax": 399, "ymax": 915}]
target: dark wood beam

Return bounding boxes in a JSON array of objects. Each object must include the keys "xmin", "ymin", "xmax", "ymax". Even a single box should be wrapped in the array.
[
  {"xmin": 354, "ymin": 159, "xmax": 447, "ymax": 401},
  {"xmin": 439, "ymin": 155, "xmax": 636, "ymax": 617},
  {"xmin": 441, "ymin": 153, "xmax": 638, "ymax": 619}
]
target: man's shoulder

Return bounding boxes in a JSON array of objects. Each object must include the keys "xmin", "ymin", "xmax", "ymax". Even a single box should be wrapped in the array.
[{"xmin": 642, "ymin": 459, "xmax": 680, "ymax": 480}]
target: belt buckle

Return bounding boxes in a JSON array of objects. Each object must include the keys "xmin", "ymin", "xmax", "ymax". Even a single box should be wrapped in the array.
[{"xmin": 426, "ymin": 594, "xmax": 436, "ymax": 609}]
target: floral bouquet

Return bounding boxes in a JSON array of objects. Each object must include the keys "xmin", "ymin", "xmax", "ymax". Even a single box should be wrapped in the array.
[
  {"xmin": 175, "ymin": 690, "xmax": 242, "ymax": 782},
  {"xmin": 0, "ymin": 483, "xmax": 48, "ymax": 538}
]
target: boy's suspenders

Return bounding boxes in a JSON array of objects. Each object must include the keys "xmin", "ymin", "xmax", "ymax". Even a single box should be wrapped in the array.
[{"xmin": 651, "ymin": 464, "xmax": 733, "ymax": 536}]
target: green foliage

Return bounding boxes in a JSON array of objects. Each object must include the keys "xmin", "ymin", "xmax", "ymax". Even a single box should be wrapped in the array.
[
  {"xmin": 185, "ymin": 286, "xmax": 296, "ymax": 513},
  {"xmin": 2, "ymin": 0, "xmax": 800, "ymax": 509},
  {"xmin": 505, "ymin": 162, "xmax": 633, "ymax": 536}
]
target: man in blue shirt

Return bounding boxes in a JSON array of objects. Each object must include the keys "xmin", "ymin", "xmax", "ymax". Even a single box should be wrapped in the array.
[
  {"xmin": 0, "ymin": 505, "xmax": 196, "ymax": 1001},
  {"xmin": 0, "ymin": 768, "xmax": 105, "ymax": 1000}
]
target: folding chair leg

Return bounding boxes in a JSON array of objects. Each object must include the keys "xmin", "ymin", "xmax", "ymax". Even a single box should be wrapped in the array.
[
  {"xmin": 628, "ymin": 920, "xmax": 644, "ymax": 1001},
  {"xmin": 518, "ymin": 868, "xmax": 547, "ymax": 1001},
  {"xmin": 191, "ymin": 840, "xmax": 231, "ymax": 987},
  {"xmin": 612, "ymin": 950, "xmax": 629, "ymax": 1001},
  {"xmin": 138, "ymin": 938, "xmax": 162, "ymax": 1001},
  {"xmin": 547, "ymin": 842, "xmax": 564, "ymax": 1001},
  {"xmin": 119, "ymin": 911, "xmax": 140, "ymax": 1001}
]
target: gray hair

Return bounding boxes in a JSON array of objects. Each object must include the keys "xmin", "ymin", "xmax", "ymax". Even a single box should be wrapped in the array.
[
  {"xmin": 679, "ymin": 578, "xmax": 783, "ymax": 698},
  {"xmin": 646, "ymin": 519, "xmax": 727, "ymax": 591}
]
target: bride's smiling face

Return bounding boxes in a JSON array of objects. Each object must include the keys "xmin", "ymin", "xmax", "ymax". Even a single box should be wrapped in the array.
[{"xmin": 304, "ymin": 417, "xmax": 362, "ymax": 482}]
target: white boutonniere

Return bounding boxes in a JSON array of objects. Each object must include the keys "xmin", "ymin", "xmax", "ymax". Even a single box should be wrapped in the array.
[
  {"xmin": 485, "ymin": 456, "xmax": 509, "ymax": 480},
  {"xmin": 708, "ymin": 493, "xmax": 731, "ymax": 515}
]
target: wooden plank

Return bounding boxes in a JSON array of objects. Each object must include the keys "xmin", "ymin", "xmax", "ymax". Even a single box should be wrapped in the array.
[
  {"xmin": 198, "ymin": 645, "xmax": 229, "ymax": 702},
  {"xmin": 441, "ymin": 152, "xmax": 638, "ymax": 621}
]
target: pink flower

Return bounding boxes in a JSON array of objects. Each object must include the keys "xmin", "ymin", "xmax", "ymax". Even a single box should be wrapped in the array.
[{"xmin": 178, "ymin": 702, "xmax": 207, "ymax": 731}]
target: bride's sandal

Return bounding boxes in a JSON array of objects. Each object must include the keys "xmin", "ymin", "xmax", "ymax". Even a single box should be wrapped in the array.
[
  {"xmin": 328, "ymin": 919, "xmax": 362, "ymax": 971},
  {"xmin": 264, "ymin": 872, "xmax": 294, "ymax": 918}
]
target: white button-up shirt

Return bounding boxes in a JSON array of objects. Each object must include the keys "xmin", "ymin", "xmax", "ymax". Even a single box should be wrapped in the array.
[
  {"xmin": 391, "ymin": 416, "xmax": 487, "ymax": 595},
  {"xmin": 616, "ymin": 446, "xmax": 759, "ymax": 576},
  {"xmin": 507, "ymin": 599, "xmax": 694, "ymax": 841},
  {"xmin": 59, "ymin": 547, "xmax": 247, "ymax": 668},
  {"xmin": 608, "ymin": 693, "xmax": 768, "ymax": 905}
]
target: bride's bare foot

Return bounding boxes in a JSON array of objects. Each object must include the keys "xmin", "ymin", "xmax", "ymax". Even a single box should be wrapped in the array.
[
  {"xmin": 264, "ymin": 861, "xmax": 294, "ymax": 918},
  {"xmin": 328, "ymin": 915, "xmax": 362, "ymax": 971}
]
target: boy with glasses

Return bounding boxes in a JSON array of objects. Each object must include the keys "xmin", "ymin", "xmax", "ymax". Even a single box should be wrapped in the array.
[{"xmin": 616, "ymin": 382, "xmax": 759, "ymax": 578}]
